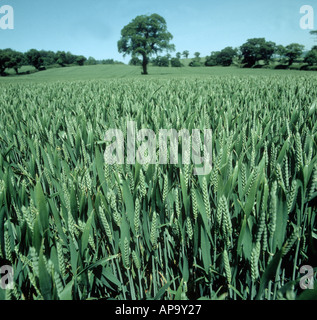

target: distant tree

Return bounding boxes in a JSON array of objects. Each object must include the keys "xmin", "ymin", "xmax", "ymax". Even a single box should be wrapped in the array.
[
  {"xmin": 86, "ymin": 57, "xmax": 98, "ymax": 65},
  {"xmin": 216, "ymin": 47, "xmax": 237, "ymax": 66},
  {"xmin": 260, "ymin": 41, "xmax": 276, "ymax": 64},
  {"xmin": 40, "ymin": 50, "xmax": 57, "ymax": 66},
  {"xmin": 176, "ymin": 52, "xmax": 181, "ymax": 59},
  {"xmin": 101, "ymin": 59, "xmax": 114, "ymax": 65},
  {"xmin": 0, "ymin": 49, "xmax": 11, "ymax": 75},
  {"xmin": 240, "ymin": 38, "xmax": 276, "ymax": 67},
  {"xmin": 189, "ymin": 52, "xmax": 202, "ymax": 67},
  {"xmin": 152, "ymin": 55, "xmax": 170, "ymax": 67},
  {"xmin": 205, "ymin": 51, "xmax": 220, "ymax": 66},
  {"xmin": 189, "ymin": 61, "xmax": 202, "ymax": 67},
  {"xmin": 275, "ymin": 45, "xmax": 286, "ymax": 60},
  {"xmin": 170, "ymin": 57, "xmax": 183, "ymax": 67},
  {"xmin": 129, "ymin": 56, "xmax": 142, "ymax": 66},
  {"xmin": 304, "ymin": 51, "xmax": 317, "ymax": 66},
  {"xmin": 76, "ymin": 55, "xmax": 87, "ymax": 66},
  {"xmin": 304, "ymin": 47, "xmax": 317, "ymax": 66},
  {"xmin": 10, "ymin": 52, "xmax": 24, "ymax": 74},
  {"xmin": 118, "ymin": 14, "xmax": 175, "ymax": 74},
  {"xmin": 205, "ymin": 48, "xmax": 237, "ymax": 67},
  {"xmin": 55, "ymin": 51, "xmax": 78, "ymax": 66},
  {"xmin": 194, "ymin": 52, "xmax": 201, "ymax": 60},
  {"xmin": 3, "ymin": 49, "xmax": 24, "ymax": 74},
  {"xmin": 56, "ymin": 51, "xmax": 67, "ymax": 67},
  {"xmin": 65, "ymin": 52, "xmax": 77, "ymax": 65},
  {"xmin": 100, "ymin": 59, "xmax": 123, "ymax": 65},
  {"xmin": 182, "ymin": 50, "xmax": 189, "ymax": 59},
  {"xmin": 25, "ymin": 49, "xmax": 44, "ymax": 70},
  {"xmin": 235, "ymin": 48, "xmax": 243, "ymax": 64},
  {"xmin": 284, "ymin": 43, "xmax": 305, "ymax": 66}
]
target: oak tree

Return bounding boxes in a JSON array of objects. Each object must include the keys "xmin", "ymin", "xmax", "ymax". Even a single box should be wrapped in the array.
[{"xmin": 118, "ymin": 14, "xmax": 174, "ymax": 74}]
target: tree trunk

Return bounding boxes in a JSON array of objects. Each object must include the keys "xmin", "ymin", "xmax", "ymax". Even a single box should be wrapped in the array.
[{"xmin": 142, "ymin": 55, "xmax": 148, "ymax": 75}]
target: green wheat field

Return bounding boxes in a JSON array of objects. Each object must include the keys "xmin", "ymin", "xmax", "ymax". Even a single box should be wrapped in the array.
[{"xmin": 0, "ymin": 65, "xmax": 316, "ymax": 300}]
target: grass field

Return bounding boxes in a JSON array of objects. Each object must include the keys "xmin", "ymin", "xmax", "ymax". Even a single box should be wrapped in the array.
[
  {"xmin": 1, "ymin": 64, "xmax": 316, "ymax": 83},
  {"xmin": 0, "ymin": 64, "xmax": 316, "ymax": 300}
]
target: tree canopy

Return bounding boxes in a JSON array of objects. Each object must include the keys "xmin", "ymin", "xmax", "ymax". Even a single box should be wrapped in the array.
[
  {"xmin": 205, "ymin": 47, "xmax": 237, "ymax": 67},
  {"xmin": 304, "ymin": 46, "xmax": 317, "ymax": 66},
  {"xmin": 182, "ymin": 50, "xmax": 189, "ymax": 59},
  {"xmin": 118, "ymin": 13, "xmax": 175, "ymax": 74},
  {"xmin": 0, "ymin": 49, "xmax": 24, "ymax": 74},
  {"xmin": 240, "ymin": 38, "xmax": 276, "ymax": 67},
  {"xmin": 0, "ymin": 50, "xmax": 11, "ymax": 75},
  {"xmin": 25, "ymin": 49, "xmax": 45, "ymax": 70},
  {"xmin": 151, "ymin": 55, "xmax": 170, "ymax": 67},
  {"xmin": 284, "ymin": 43, "xmax": 305, "ymax": 66}
]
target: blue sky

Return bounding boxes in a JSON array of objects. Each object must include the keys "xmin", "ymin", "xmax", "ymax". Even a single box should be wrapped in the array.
[{"xmin": 0, "ymin": 0, "xmax": 316, "ymax": 62}]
